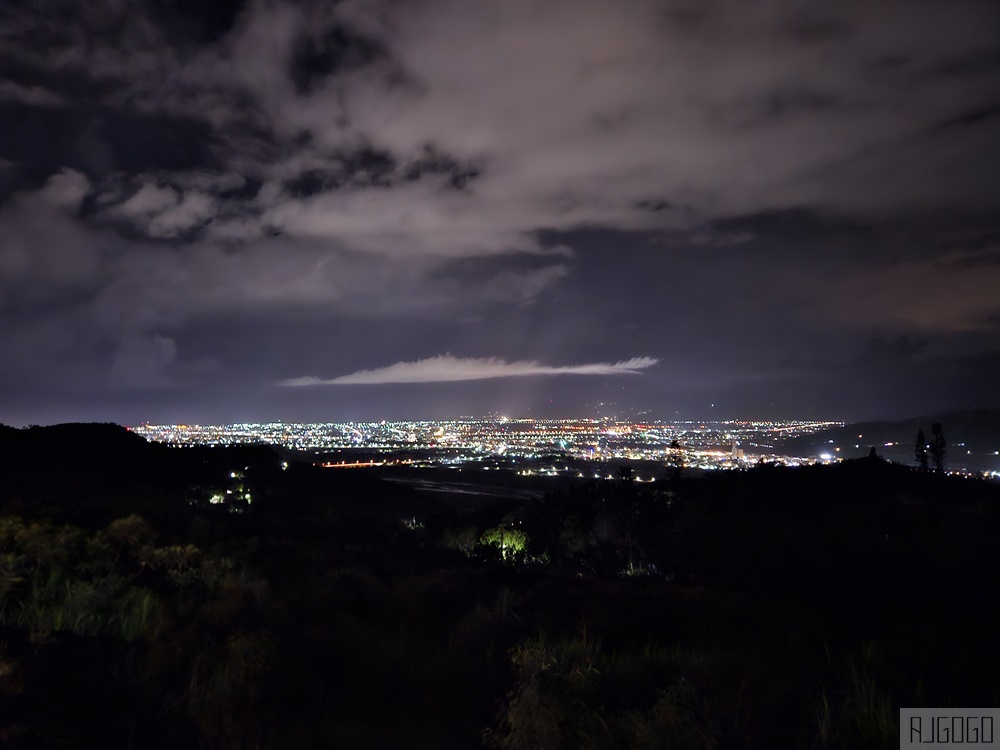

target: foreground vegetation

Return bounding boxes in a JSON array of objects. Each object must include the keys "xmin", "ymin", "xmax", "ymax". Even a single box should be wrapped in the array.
[{"xmin": 0, "ymin": 424, "xmax": 998, "ymax": 748}]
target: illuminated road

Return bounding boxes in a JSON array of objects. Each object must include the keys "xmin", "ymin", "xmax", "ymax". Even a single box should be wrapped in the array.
[{"xmin": 320, "ymin": 459, "xmax": 413, "ymax": 468}]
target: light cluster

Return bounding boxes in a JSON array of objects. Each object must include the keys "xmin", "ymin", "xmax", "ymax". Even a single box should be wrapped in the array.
[{"xmin": 132, "ymin": 417, "xmax": 845, "ymax": 471}]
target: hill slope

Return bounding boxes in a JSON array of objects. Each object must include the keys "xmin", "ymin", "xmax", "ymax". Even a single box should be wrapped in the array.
[{"xmin": 778, "ymin": 408, "xmax": 1000, "ymax": 471}]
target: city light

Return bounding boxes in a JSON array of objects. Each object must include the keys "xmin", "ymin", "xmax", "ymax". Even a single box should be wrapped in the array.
[{"xmin": 132, "ymin": 417, "xmax": 846, "ymax": 472}]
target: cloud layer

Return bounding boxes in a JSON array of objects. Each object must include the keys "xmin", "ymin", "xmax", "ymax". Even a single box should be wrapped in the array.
[
  {"xmin": 281, "ymin": 355, "xmax": 659, "ymax": 385},
  {"xmin": 6, "ymin": 0, "xmax": 999, "ymax": 253},
  {"xmin": 0, "ymin": 0, "xmax": 998, "ymax": 422}
]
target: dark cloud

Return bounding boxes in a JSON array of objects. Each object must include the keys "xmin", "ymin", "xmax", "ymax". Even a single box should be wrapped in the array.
[
  {"xmin": 0, "ymin": 101, "xmax": 219, "ymax": 193},
  {"xmin": 854, "ymin": 336, "xmax": 929, "ymax": 368},
  {"xmin": 147, "ymin": 0, "xmax": 250, "ymax": 47},
  {"xmin": 289, "ymin": 24, "xmax": 387, "ymax": 95},
  {"xmin": 1, "ymin": 0, "xmax": 999, "ymax": 424}
]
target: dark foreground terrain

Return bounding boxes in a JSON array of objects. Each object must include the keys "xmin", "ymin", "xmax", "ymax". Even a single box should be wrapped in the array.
[{"xmin": 1, "ymin": 423, "xmax": 998, "ymax": 749}]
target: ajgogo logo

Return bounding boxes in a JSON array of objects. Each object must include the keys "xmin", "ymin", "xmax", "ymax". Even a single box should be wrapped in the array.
[{"xmin": 900, "ymin": 709, "xmax": 998, "ymax": 748}]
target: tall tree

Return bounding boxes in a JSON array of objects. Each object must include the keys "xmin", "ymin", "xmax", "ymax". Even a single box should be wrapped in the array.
[
  {"xmin": 616, "ymin": 465, "xmax": 635, "ymax": 485},
  {"xmin": 915, "ymin": 428, "xmax": 928, "ymax": 471},
  {"xmin": 667, "ymin": 439, "xmax": 683, "ymax": 483},
  {"xmin": 930, "ymin": 423, "xmax": 946, "ymax": 473}
]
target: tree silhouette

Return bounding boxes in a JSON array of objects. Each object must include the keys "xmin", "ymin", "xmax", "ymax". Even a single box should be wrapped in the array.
[
  {"xmin": 914, "ymin": 428, "xmax": 928, "ymax": 471},
  {"xmin": 667, "ymin": 440, "xmax": 683, "ymax": 482},
  {"xmin": 616, "ymin": 465, "xmax": 635, "ymax": 484},
  {"xmin": 930, "ymin": 423, "xmax": 946, "ymax": 473}
]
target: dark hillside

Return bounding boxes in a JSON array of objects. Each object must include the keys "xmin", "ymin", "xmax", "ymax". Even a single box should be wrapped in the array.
[
  {"xmin": 0, "ymin": 424, "xmax": 998, "ymax": 749},
  {"xmin": 778, "ymin": 408, "xmax": 1000, "ymax": 470}
]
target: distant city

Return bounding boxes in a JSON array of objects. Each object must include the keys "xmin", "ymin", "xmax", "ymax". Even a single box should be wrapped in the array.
[
  {"xmin": 128, "ymin": 415, "xmax": 1000, "ymax": 480},
  {"xmin": 133, "ymin": 417, "xmax": 849, "ymax": 473}
]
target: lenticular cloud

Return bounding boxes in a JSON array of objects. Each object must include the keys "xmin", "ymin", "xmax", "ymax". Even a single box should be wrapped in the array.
[{"xmin": 280, "ymin": 355, "xmax": 659, "ymax": 385}]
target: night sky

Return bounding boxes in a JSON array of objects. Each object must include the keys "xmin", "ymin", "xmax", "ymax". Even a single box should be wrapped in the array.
[{"xmin": 2, "ymin": 0, "xmax": 999, "ymax": 426}]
